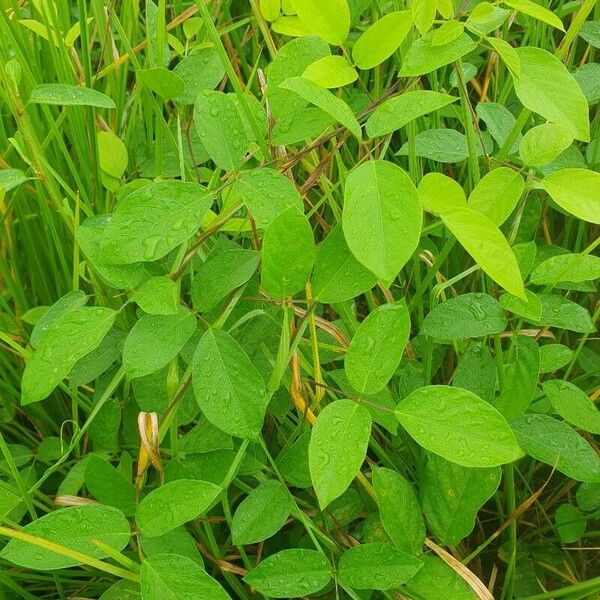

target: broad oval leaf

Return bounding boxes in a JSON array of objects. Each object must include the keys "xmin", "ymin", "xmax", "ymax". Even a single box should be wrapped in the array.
[
  {"xmin": 494, "ymin": 335, "xmax": 540, "ymax": 420},
  {"xmin": 243, "ymin": 549, "xmax": 332, "ymax": 598},
  {"xmin": 442, "ymin": 208, "xmax": 525, "ymax": 298},
  {"xmin": 421, "ymin": 293, "xmax": 507, "ymax": 341},
  {"xmin": 519, "ymin": 123, "xmax": 573, "ymax": 167},
  {"xmin": 372, "ymin": 466, "xmax": 425, "ymax": 555},
  {"xmin": 345, "ymin": 301, "xmax": 411, "ymax": 394},
  {"xmin": 85, "ymin": 454, "xmax": 136, "ymax": 516},
  {"xmin": 232, "ymin": 168, "xmax": 303, "ymax": 229},
  {"xmin": 543, "ymin": 380, "xmax": 600, "ymax": 435},
  {"xmin": 22, "ymin": 306, "xmax": 116, "ymax": 405},
  {"xmin": 403, "ymin": 555, "xmax": 478, "ymax": 599},
  {"xmin": 136, "ymin": 479, "xmax": 221, "ymax": 538},
  {"xmin": 541, "ymin": 168, "xmax": 600, "ymax": 224},
  {"xmin": 511, "ymin": 414, "xmax": 600, "ymax": 483},
  {"xmin": 261, "ymin": 206, "xmax": 315, "ymax": 299},
  {"xmin": 138, "ymin": 67, "xmax": 184, "ymax": 99},
  {"xmin": 418, "ymin": 172, "xmax": 466, "ymax": 215},
  {"xmin": 468, "ymin": 167, "xmax": 524, "ymax": 226},
  {"xmin": 367, "ymin": 90, "xmax": 459, "ymax": 138},
  {"xmin": 123, "ymin": 306, "xmax": 196, "ymax": 379},
  {"xmin": 0, "ymin": 505, "xmax": 130, "ymax": 570},
  {"xmin": 29, "ymin": 83, "xmax": 115, "ymax": 108},
  {"xmin": 312, "ymin": 224, "xmax": 377, "ymax": 303},
  {"xmin": 192, "ymin": 328, "xmax": 269, "ymax": 439},
  {"xmin": 302, "ymin": 55, "xmax": 357, "ymax": 88},
  {"xmin": 352, "ymin": 11, "xmax": 413, "ymax": 69},
  {"xmin": 309, "ymin": 399, "xmax": 371, "ymax": 509},
  {"xmin": 231, "ymin": 480, "xmax": 292, "ymax": 545},
  {"xmin": 141, "ymin": 554, "xmax": 230, "ymax": 600},
  {"xmin": 343, "ymin": 160, "xmax": 422, "ymax": 281},
  {"xmin": 399, "ymin": 32, "xmax": 477, "ymax": 77},
  {"xmin": 290, "ymin": 0, "xmax": 350, "ymax": 45},
  {"xmin": 131, "ymin": 276, "xmax": 178, "ymax": 315},
  {"xmin": 503, "ymin": 0, "xmax": 564, "ymax": 30},
  {"xmin": 337, "ymin": 543, "xmax": 423, "ymax": 590},
  {"xmin": 530, "ymin": 253, "xmax": 600, "ymax": 285},
  {"xmin": 513, "ymin": 47, "xmax": 590, "ymax": 141},
  {"xmin": 194, "ymin": 90, "xmax": 248, "ymax": 170},
  {"xmin": 98, "ymin": 181, "xmax": 213, "ymax": 265},
  {"xmin": 421, "ymin": 453, "xmax": 501, "ymax": 546},
  {"xmin": 395, "ymin": 386, "xmax": 524, "ymax": 467},
  {"xmin": 279, "ymin": 77, "xmax": 361, "ymax": 139}
]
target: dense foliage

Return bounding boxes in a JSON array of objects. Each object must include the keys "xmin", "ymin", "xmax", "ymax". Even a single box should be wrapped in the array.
[{"xmin": 0, "ymin": 0, "xmax": 599, "ymax": 598}]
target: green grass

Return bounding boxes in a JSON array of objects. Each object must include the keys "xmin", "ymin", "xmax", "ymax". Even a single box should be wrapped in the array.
[{"xmin": 0, "ymin": 0, "xmax": 599, "ymax": 598}]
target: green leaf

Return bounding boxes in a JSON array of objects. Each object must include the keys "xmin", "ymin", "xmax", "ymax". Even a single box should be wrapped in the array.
[
  {"xmin": 337, "ymin": 543, "xmax": 423, "ymax": 590},
  {"xmin": 421, "ymin": 453, "xmax": 501, "ymax": 546},
  {"xmin": 344, "ymin": 301, "xmax": 411, "ymax": 394},
  {"xmin": 261, "ymin": 206, "xmax": 315, "ymax": 299},
  {"xmin": 418, "ymin": 172, "xmax": 466, "ymax": 215},
  {"xmin": 30, "ymin": 290, "xmax": 88, "ymax": 348},
  {"xmin": 467, "ymin": 167, "xmax": 524, "ymax": 226},
  {"xmin": 22, "ymin": 306, "xmax": 116, "ymax": 405},
  {"xmin": 442, "ymin": 208, "xmax": 525, "ymax": 298},
  {"xmin": 502, "ymin": 0, "xmax": 564, "ymax": 30},
  {"xmin": 192, "ymin": 328, "xmax": 269, "ymax": 439},
  {"xmin": 366, "ymin": 90, "xmax": 459, "ymax": 137},
  {"xmin": 279, "ymin": 77, "xmax": 361, "ymax": 139},
  {"xmin": 421, "ymin": 293, "xmax": 507, "ymax": 341},
  {"xmin": 519, "ymin": 123, "xmax": 573, "ymax": 167},
  {"xmin": 512, "ymin": 47, "xmax": 590, "ymax": 142},
  {"xmin": 29, "ymin": 84, "xmax": 115, "ymax": 108},
  {"xmin": 412, "ymin": 0, "xmax": 437, "ymax": 35},
  {"xmin": 302, "ymin": 55, "xmax": 357, "ymax": 88},
  {"xmin": 271, "ymin": 15, "xmax": 314, "ymax": 37},
  {"xmin": 487, "ymin": 37, "xmax": 521, "ymax": 77},
  {"xmin": 0, "ymin": 168, "xmax": 28, "ymax": 192},
  {"xmin": 535, "ymin": 294, "xmax": 596, "ymax": 333},
  {"xmin": 555, "ymin": 504, "xmax": 586, "ymax": 543},
  {"xmin": 131, "ymin": 276, "xmax": 178, "ymax": 315},
  {"xmin": 138, "ymin": 67, "xmax": 184, "ymax": 99},
  {"xmin": 312, "ymin": 224, "xmax": 377, "ymax": 303},
  {"xmin": 290, "ymin": 0, "xmax": 350, "ymax": 45},
  {"xmin": 433, "ymin": 21, "xmax": 465, "ymax": 46},
  {"xmin": 511, "ymin": 414, "xmax": 600, "ymax": 483},
  {"xmin": 352, "ymin": 11, "xmax": 412, "ymax": 69},
  {"xmin": 372, "ymin": 466, "xmax": 425, "ymax": 555},
  {"xmin": 395, "ymin": 385, "xmax": 524, "ymax": 467},
  {"xmin": 232, "ymin": 168, "xmax": 303, "ymax": 229},
  {"xmin": 495, "ymin": 336, "xmax": 540, "ymax": 420},
  {"xmin": 539, "ymin": 344, "xmax": 574, "ymax": 373},
  {"xmin": 476, "ymin": 102, "xmax": 521, "ymax": 154},
  {"xmin": 541, "ymin": 168, "xmax": 600, "ymax": 224},
  {"xmin": 172, "ymin": 48, "xmax": 225, "ymax": 105},
  {"xmin": 260, "ymin": 0, "xmax": 281, "ymax": 21},
  {"xmin": 500, "ymin": 289, "xmax": 542, "ymax": 321},
  {"xmin": 0, "ymin": 505, "xmax": 130, "ymax": 570},
  {"xmin": 244, "ymin": 549, "xmax": 331, "ymax": 597},
  {"xmin": 123, "ymin": 306, "xmax": 196, "ymax": 379},
  {"xmin": 579, "ymin": 21, "xmax": 600, "ymax": 48},
  {"xmin": 403, "ymin": 555, "xmax": 478, "ymax": 599},
  {"xmin": 136, "ymin": 479, "xmax": 221, "ymax": 538},
  {"xmin": 191, "ymin": 245, "xmax": 259, "ymax": 312},
  {"xmin": 342, "ymin": 160, "xmax": 422, "ymax": 281},
  {"xmin": 309, "ymin": 399, "xmax": 371, "ymax": 509},
  {"xmin": 453, "ymin": 342, "xmax": 497, "ymax": 403},
  {"xmin": 194, "ymin": 90, "xmax": 248, "ymax": 170},
  {"xmin": 98, "ymin": 181, "xmax": 213, "ymax": 265},
  {"xmin": 231, "ymin": 480, "xmax": 292, "ymax": 545},
  {"xmin": 399, "ymin": 32, "xmax": 476, "ymax": 77},
  {"xmin": 543, "ymin": 380, "xmax": 600, "ymax": 435},
  {"xmin": 140, "ymin": 554, "xmax": 230, "ymax": 600},
  {"xmin": 530, "ymin": 253, "xmax": 600, "ymax": 285},
  {"xmin": 97, "ymin": 131, "xmax": 128, "ymax": 179},
  {"xmin": 85, "ymin": 454, "xmax": 136, "ymax": 516},
  {"xmin": 397, "ymin": 128, "xmax": 490, "ymax": 163}
]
